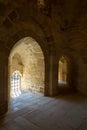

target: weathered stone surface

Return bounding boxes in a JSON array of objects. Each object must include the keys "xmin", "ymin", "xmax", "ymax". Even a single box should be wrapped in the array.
[
  {"xmin": 3, "ymin": 18, "xmax": 12, "ymax": 29},
  {"xmin": 0, "ymin": 0, "xmax": 87, "ymax": 116},
  {"xmin": 0, "ymin": 2, "xmax": 7, "ymax": 16},
  {"xmin": 8, "ymin": 10, "xmax": 18, "ymax": 21},
  {"xmin": 10, "ymin": 37, "xmax": 45, "ymax": 94}
]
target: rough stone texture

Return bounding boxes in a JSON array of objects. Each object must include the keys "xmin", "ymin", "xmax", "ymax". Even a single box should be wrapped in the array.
[
  {"xmin": 10, "ymin": 37, "xmax": 45, "ymax": 93},
  {"xmin": 0, "ymin": 0, "xmax": 87, "ymax": 115}
]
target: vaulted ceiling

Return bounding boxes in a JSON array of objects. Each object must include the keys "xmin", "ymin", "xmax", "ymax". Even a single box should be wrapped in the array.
[
  {"xmin": 0, "ymin": 0, "xmax": 87, "ymax": 30},
  {"xmin": 0, "ymin": 0, "xmax": 87, "ymax": 52}
]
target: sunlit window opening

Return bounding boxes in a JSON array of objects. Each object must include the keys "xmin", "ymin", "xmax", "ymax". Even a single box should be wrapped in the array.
[
  {"xmin": 58, "ymin": 56, "xmax": 67, "ymax": 85},
  {"xmin": 11, "ymin": 71, "xmax": 21, "ymax": 98}
]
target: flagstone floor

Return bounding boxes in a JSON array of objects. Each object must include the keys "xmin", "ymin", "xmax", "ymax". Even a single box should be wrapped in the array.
[{"xmin": 0, "ymin": 91, "xmax": 87, "ymax": 130}]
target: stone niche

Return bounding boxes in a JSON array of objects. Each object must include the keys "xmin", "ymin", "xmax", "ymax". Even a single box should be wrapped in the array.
[{"xmin": 9, "ymin": 37, "xmax": 45, "ymax": 94}]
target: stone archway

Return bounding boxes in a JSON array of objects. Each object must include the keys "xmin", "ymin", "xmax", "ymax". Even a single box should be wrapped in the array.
[
  {"xmin": 58, "ymin": 56, "xmax": 68, "ymax": 85},
  {"xmin": 7, "ymin": 30, "xmax": 56, "ymax": 97},
  {"xmin": 9, "ymin": 37, "xmax": 45, "ymax": 98},
  {"xmin": 0, "ymin": 28, "xmax": 56, "ymax": 115},
  {"xmin": 57, "ymin": 54, "xmax": 78, "ymax": 94}
]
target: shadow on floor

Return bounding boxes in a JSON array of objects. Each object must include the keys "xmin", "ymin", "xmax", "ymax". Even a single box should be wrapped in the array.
[{"xmin": 54, "ymin": 85, "xmax": 87, "ymax": 103}]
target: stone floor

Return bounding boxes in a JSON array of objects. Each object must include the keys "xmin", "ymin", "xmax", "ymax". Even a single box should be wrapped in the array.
[{"xmin": 0, "ymin": 91, "xmax": 87, "ymax": 130}]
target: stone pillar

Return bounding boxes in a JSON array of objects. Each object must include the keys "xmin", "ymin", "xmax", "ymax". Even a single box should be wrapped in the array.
[
  {"xmin": 44, "ymin": 55, "xmax": 50, "ymax": 96},
  {"xmin": 51, "ymin": 55, "xmax": 58, "ymax": 96},
  {"xmin": 47, "ymin": 48, "xmax": 58, "ymax": 96},
  {"xmin": 0, "ymin": 53, "xmax": 8, "ymax": 116}
]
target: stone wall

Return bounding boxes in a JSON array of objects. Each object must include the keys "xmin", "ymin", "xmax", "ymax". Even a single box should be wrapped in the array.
[
  {"xmin": 0, "ymin": 0, "xmax": 87, "ymax": 115},
  {"xmin": 10, "ymin": 37, "xmax": 45, "ymax": 93}
]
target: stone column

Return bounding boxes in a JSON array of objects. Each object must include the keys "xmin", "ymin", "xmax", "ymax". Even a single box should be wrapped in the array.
[
  {"xmin": 0, "ymin": 53, "xmax": 8, "ymax": 116},
  {"xmin": 44, "ymin": 55, "xmax": 50, "ymax": 96},
  {"xmin": 47, "ymin": 47, "xmax": 58, "ymax": 96}
]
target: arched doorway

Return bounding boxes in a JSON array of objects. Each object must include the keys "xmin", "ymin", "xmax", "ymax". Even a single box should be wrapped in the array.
[
  {"xmin": 9, "ymin": 37, "xmax": 45, "ymax": 99},
  {"xmin": 58, "ymin": 56, "xmax": 70, "ymax": 94},
  {"xmin": 58, "ymin": 56, "xmax": 67, "ymax": 85}
]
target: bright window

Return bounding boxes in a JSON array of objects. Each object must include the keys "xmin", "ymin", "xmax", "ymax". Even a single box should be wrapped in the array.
[{"xmin": 11, "ymin": 71, "xmax": 21, "ymax": 98}]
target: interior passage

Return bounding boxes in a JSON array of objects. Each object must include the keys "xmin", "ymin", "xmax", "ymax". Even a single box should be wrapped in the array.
[{"xmin": 58, "ymin": 56, "xmax": 67, "ymax": 85}]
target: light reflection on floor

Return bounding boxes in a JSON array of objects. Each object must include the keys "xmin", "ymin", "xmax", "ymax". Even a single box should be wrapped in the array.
[{"xmin": 11, "ymin": 88, "xmax": 21, "ymax": 98}]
